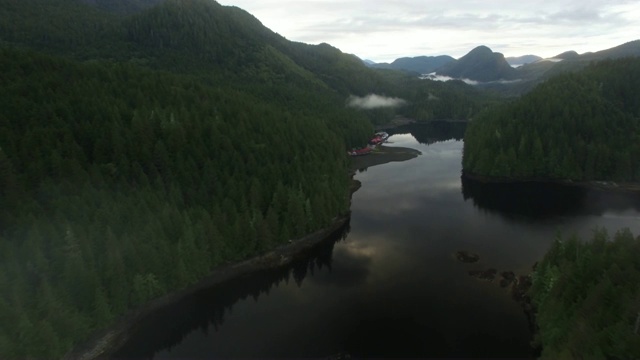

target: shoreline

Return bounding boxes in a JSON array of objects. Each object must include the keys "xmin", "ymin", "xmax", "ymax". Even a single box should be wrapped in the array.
[
  {"xmin": 65, "ymin": 215, "xmax": 351, "ymax": 360},
  {"xmin": 66, "ymin": 146, "xmax": 420, "ymax": 360},
  {"xmin": 350, "ymin": 145, "xmax": 421, "ymax": 172},
  {"xmin": 462, "ymin": 171, "xmax": 640, "ymax": 194}
]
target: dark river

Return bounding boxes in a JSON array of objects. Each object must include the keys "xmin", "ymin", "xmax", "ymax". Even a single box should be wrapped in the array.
[{"xmin": 114, "ymin": 122, "xmax": 640, "ymax": 358}]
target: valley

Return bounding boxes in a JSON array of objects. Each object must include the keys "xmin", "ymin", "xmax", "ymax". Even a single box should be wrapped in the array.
[{"xmin": 0, "ymin": 0, "xmax": 638, "ymax": 358}]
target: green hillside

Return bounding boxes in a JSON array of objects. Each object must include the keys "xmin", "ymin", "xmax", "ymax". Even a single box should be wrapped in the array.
[
  {"xmin": 0, "ymin": 45, "xmax": 372, "ymax": 359},
  {"xmin": 0, "ymin": 0, "xmax": 378, "ymax": 357},
  {"xmin": 530, "ymin": 228, "xmax": 640, "ymax": 359},
  {"xmin": 463, "ymin": 57, "xmax": 640, "ymax": 181}
]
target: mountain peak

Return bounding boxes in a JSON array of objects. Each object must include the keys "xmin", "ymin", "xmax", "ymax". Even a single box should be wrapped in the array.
[
  {"xmin": 553, "ymin": 50, "xmax": 579, "ymax": 60},
  {"xmin": 435, "ymin": 46, "xmax": 516, "ymax": 82},
  {"xmin": 505, "ymin": 55, "xmax": 542, "ymax": 66},
  {"xmin": 467, "ymin": 45, "xmax": 493, "ymax": 56},
  {"xmin": 368, "ymin": 55, "xmax": 454, "ymax": 74}
]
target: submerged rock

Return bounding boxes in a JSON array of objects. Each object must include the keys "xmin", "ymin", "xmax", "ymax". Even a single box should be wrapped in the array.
[
  {"xmin": 326, "ymin": 352, "xmax": 351, "ymax": 360},
  {"xmin": 455, "ymin": 250, "xmax": 480, "ymax": 263},
  {"xmin": 499, "ymin": 271, "xmax": 516, "ymax": 287},
  {"xmin": 468, "ymin": 268, "xmax": 497, "ymax": 280}
]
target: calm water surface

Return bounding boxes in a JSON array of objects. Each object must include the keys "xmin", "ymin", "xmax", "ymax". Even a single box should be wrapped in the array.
[{"xmin": 115, "ymin": 122, "xmax": 640, "ymax": 358}]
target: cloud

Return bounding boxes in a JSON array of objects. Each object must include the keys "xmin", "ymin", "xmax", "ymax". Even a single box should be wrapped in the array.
[
  {"xmin": 420, "ymin": 73, "xmax": 479, "ymax": 85},
  {"xmin": 347, "ymin": 94, "xmax": 407, "ymax": 109},
  {"xmin": 222, "ymin": 0, "xmax": 640, "ymax": 61}
]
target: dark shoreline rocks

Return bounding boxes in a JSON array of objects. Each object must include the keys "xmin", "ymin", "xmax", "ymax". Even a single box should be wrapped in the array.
[
  {"xmin": 462, "ymin": 171, "xmax": 640, "ymax": 194},
  {"xmin": 455, "ymin": 250, "xmax": 480, "ymax": 263},
  {"xmin": 499, "ymin": 271, "xmax": 516, "ymax": 287},
  {"xmin": 454, "ymin": 253, "xmax": 539, "ymax": 354},
  {"xmin": 468, "ymin": 268, "xmax": 497, "ymax": 280}
]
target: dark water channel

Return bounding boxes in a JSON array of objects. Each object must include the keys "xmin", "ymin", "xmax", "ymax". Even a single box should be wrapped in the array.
[{"xmin": 115, "ymin": 122, "xmax": 640, "ymax": 358}]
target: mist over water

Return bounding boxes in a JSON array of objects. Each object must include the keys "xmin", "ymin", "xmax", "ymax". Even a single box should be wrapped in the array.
[{"xmin": 115, "ymin": 122, "xmax": 640, "ymax": 358}]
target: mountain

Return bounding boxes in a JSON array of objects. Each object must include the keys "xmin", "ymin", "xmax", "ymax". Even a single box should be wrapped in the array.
[
  {"xmin": 369, "ymin": 55, "xmax": 455, "ymax": 74},
  {"xmin": 435, "ymin": 45, "xmax": 517, "ymax": 82},
  {"xmin": 505, "ymin": 54, "xmax": 542, "ymax": 66},
  {"xmin": 553, "ymin": 50, "xmax": 580, "ymax": 60},
  {"xmin": 532, "ymin": 40, "xmax": 640, "ymax": 78},
  {"xmin": 580, "ymin": 39, "xmax": 640, "ymax": 61},
  {"xmin": 476, "ymin": 40, "xmax": 640, "ymax": 95},
  {"xmin": 0, "ymin": 0, "xmax": 398, "ymax": 98}
]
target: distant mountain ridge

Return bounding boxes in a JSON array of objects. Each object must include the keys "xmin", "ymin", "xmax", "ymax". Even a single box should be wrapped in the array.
[
  {"xmin": 580, "ymin": 40, "xmax": 640, "ymax": 61},
  {"xmin": 367, "ymin": 55, "xmax": 455, "ymax": 74},
  {"xmin": 435, "ymin": 45, "xmax": 517, "ymax": 82},
  {"xmin": 366, "ymin": 40, "xmax": 640, "ymax": 90},
  {"xmin": 511, "ymin": 40, "xmax": 640, "ymax": 94},
  {"xmin": 553, "ymin": 50, "xmax": 580, "ymax": 60},
  {"xmin": 505, "ymin": 54, "xmax": 542, "ymax": 66}
]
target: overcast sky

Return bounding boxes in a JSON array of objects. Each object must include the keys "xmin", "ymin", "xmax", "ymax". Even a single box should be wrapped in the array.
[{"xmin": 219, "ymin": 0, "xmax": 639, "ymax": 62}]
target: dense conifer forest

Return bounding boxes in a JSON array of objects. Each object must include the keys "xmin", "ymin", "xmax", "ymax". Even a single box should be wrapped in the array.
[
  {"xmin": 463, "ymin": 58, "xmax": 640, "ymax": 181},
  {"xmin": 530, "ymin": 228, "xmax": 640, "ymax": 359},
  {"xmin": 0, "ymin": 46, "xmax": 371, "ymax": 358}
]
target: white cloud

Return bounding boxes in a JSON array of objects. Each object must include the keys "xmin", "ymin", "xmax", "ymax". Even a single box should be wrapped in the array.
[
  {"xmin": 220, "ymin": 0, "xmax": 640, "ymax": 62},
  {"xmin": 347, "ymin": 94, "xmax": 407, "ymax": 109}
]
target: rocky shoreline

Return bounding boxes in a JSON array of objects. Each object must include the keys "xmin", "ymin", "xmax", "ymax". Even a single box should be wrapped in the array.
[{"xmin": 454, "ymin": 250, "xmax": 539, "ymax": 351}]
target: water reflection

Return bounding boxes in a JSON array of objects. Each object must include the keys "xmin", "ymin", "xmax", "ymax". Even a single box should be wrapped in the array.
[
  {"xmin": 113, "ymin": 222, "xmax": 350, "ymax": 359},
  {"xmin": 387, "ymin": 121, "xmax": 466, "ymax": 145},
  {"xmin": 461, "ymin": 175, "xmax": 640, "ymax": 221}
]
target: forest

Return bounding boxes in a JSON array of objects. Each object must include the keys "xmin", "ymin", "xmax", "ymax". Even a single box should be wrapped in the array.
[
  {"xmin": 0, "ymin": 46, "xmax": 376, "ymax": 358},
  {"xmin": 463, "ymin": 58, "xmax": 640, "ymax": 181},
  {"xmin": 530, "ymin": 228, "xmax": 640, "ymax": 359}
]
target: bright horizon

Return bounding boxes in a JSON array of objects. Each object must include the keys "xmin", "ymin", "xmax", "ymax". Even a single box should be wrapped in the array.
[{"xmin": 220, "ymin": 0, "xmax": 640, "ymax": 63}]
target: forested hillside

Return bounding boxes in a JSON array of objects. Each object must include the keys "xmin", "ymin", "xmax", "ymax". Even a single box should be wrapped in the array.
[
  {"xmin": 530, "ymin": 229, "xmax": 640, "ymax": 359},
  {"xmin": 0, "ymin": 46, "xmax": 372, "ymax": 358},
  {"xmin": 463, "ymin": 57, "xmax": 640, "ymax": 181}
]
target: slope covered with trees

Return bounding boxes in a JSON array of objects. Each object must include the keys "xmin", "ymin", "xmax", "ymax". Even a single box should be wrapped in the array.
[
  {"xmin": 0, "ymin": 45, "xmax": 371, "ymax": 358},
  {"xmin": 530, "ymin": 228, "xmax": 640, "ymax": 359},
  {"xmin": 463, "ymin": 57, "xmax": 640, "ymax": 181}
]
